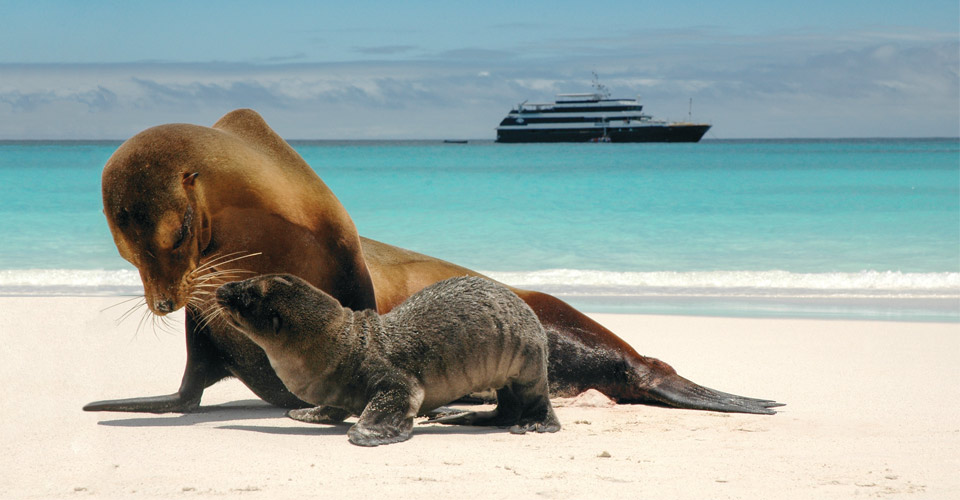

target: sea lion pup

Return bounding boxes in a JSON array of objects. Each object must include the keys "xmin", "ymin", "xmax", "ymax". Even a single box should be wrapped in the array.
[
  {"xmin": 86, "ymin": 108, "xmax": 781, "ymax": 417},
  {"xmin": 216, "ymin": 274, "xmax": 561, "ymax": 446}
]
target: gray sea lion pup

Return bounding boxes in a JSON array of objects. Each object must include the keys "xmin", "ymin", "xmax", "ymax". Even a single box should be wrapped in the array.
[{"xmin": 215, "ymin": 274, "xmax": 561, "ymax": 446}]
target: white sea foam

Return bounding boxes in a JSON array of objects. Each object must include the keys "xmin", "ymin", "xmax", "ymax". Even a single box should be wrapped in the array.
[
  {"xmin": 1, "ymin": 268, "xmax": 958, "ymax": 300},
  {"xmin": 0, "ymin": 269, "xmax": 143, "ymax": 295},
  {"xmin": 482, "ymin": 269, "xmax": 960, "ymax": 299}
]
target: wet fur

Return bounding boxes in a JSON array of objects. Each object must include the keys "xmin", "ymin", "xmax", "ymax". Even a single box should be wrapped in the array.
[{"xmin": 216, "ymin": 275, "xmax": 561, "ymax": 446}]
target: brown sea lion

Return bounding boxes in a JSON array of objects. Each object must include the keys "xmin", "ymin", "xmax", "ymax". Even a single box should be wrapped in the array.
[
  {"xmin": 216, "ymin": 274, "xmax": 560, "ymax": 446},
  {"xmin": 84, "ymin": 108, "xmax": 781, "ymax": 415}
]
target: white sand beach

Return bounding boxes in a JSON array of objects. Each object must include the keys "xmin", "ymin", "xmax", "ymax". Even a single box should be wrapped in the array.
[{"xmin": 1, "ymin": 296, "xmax": 957, "ymax": 499}]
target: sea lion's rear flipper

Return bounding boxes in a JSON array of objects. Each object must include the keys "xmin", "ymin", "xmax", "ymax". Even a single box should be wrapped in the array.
[
  {"xmin": 517, "ymin": 288, "xmax": 784, "ymax": 414},
  {"xmin": 636, "ymin": 373, "xmax": 783, "ymax": 414}
]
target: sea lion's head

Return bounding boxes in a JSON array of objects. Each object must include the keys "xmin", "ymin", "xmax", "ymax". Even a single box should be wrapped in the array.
[
  {"xmin": 215, "ymin": 274, "xmax": 342, "ymax": 345},
  {"xmin": 102, "ymin": 125, "xmax": 215, "ymax": 315}
]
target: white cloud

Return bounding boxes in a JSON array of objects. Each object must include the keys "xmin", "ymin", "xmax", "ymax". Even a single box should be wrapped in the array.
[{"xmin": 0, "ymin": 34, "xmax": 956, "ymax": 139}]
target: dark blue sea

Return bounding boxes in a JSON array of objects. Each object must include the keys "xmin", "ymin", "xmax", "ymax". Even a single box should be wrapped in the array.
[{"xmin": 1, "ymin": 138, "xmax": 957, "ymax": 321}]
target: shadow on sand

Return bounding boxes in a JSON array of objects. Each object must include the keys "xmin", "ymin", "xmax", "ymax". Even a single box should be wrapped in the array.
[
  {"xmin": 220, "ymin": 421, "xmax": 506, "ymax": 439},
  {"xmin": 96, "ymin": 400, "xmax": 506, "ymax": 440},
  {"xmin": 95, "ymin": 399, "xmax": 287, "ymax": 427}
]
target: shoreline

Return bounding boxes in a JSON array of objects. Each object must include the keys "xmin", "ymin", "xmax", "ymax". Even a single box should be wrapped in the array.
[
  {"xmin": 1, "ymin": 267, "xmax": 957, "ymax": 323},
  {"xmin": 0, "ymin": 291, "xmax": 956, "ymax": 323},
  {"xmin": 1, "ymin": 296, "xmax": 958, "ymax": 498}
]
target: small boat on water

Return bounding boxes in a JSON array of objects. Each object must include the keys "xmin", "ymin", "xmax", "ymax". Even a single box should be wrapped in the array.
[{"xmin": 495, "ymin": 75, "xmax": 711, "ymax": 143}]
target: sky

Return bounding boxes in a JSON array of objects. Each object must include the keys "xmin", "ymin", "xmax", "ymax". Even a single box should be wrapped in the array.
[{"xmin": 1, "ymin": 1, "xmax": 957, "ymax": 139}]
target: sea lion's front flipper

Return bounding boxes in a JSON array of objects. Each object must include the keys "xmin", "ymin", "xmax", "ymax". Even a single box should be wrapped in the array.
[
  {"xmin": 641, "ymin": 373, "xmax": 783, "ymax": 415},
  {"xmin": 83, "ymin": 315, "xmax": 227, "ymax": 414},
  {"xmin": 82, "ymin": 392, "xmax": 201, "ymax": 413}
]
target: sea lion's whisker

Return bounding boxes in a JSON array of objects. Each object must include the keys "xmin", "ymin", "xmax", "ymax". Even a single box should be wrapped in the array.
[
  {"xmin": 196, "ymin": 311, "xmax": 218, "ymax": 332},
  {"xmin": 193, "ymin": 251, "xmax": 249, "ymax": 274},
  {"xmin": 195, "ymin": 269, "xmax": 257, "ymax": 284},
  {"xmin": 192, "ymin": 281, "xmax": 236, "ymax": 291},
  {"xmin": 156, "ymin": 313, "xmax": 180, "ymax": 336},
  {"xmin": 193, "ymin": 265, "xmax": 253, "ymax": 281},
  {"xmin": 133, "ymin": 307, "xmax": 152, "ymax": 340},
  {"xmin": 116, "ymin": 297, "xmax": 148, "ymax": 325},
  {"xmin": 194, "ymin": 252, "xmax": 262, "ymax": 276},
  {"xmin": 149, "ymin": 315, "xmax": 159, "ymax": 340},
  {"xmin": 196, "ymin": 303, "xmax": 228, "ymax": 331},
  {"xmin": 101, "ymin": 295, "xmax": 146, "ymax": 313},
  {"xmin": 194, "ymin": 272, "xmax": 249, "ymax": 286}
]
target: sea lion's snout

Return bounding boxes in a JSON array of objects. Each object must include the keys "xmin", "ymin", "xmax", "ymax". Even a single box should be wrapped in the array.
[{"xmin": 154, "ymin": 299, "xmax": 175, "ymax": 314}]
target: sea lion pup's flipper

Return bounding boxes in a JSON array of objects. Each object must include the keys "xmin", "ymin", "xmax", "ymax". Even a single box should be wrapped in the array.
[
  {"xmin": 426, "ymin": 386, "xmax": 561, "ymax": 434},
  {"xmin": 347, "ymin": 387, "xmax": 422, "ymax": 447},
  {"xmin": 287, "ymin": 406, "xmax": 351, "ymax": 424}
]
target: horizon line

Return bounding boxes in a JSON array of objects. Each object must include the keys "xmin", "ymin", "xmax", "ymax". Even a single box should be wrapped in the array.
[{"xmin": 1, "ymin": 136, "xmax": 958, "ymax": 144}]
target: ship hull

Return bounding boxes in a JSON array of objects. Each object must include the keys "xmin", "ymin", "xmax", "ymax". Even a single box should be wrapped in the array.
[{"xmin": 496, "ymin": 124, "xmax": 710, "ymax": 143}]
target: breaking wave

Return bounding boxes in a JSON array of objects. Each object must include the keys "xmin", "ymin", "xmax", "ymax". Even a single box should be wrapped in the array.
[
  {"xmin": 0, "ymin": 269, "xmax": 143, "ymax": 295},
  {"xmin": 0, "ymin": 268, "xmax": 957, "ymax": 300},
  {"xmin": 483, "ymin": 269, "xmax": 960, "ymax": 299}
]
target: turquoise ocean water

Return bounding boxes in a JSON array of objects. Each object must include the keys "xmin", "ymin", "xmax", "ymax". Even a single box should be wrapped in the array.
[{"xmin": 1, "ymin": 138, "xmax": 958, "ymax": 321}]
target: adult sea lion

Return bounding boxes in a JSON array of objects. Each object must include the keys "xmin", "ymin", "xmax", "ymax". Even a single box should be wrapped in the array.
[
  {"xmin": 84, "ymin": 108, "xmax": 781, "ymax": 415},
  {"xmin": 216, "ymin": 274, "xmax": 561, "ymax": 446}
]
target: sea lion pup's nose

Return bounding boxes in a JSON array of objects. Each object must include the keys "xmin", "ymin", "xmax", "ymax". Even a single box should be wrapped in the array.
[
  {"xmin": 215, "ymin": 282, "xmax": 240, "ymax": 306},
  {"xmin": 217, "ymin": 283, "xmax": 233, "ymax": 304}
]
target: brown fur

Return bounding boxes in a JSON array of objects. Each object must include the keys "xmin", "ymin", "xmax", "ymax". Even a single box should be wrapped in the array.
[{"xmin": 85, "ymin": 109, "xmax": 781, "ymax": 416}]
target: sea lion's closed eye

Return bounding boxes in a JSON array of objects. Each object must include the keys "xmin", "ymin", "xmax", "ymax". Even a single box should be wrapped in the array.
[{"xmin": 272, "ymin": 315, "xmax": 282, "ymax": 334}]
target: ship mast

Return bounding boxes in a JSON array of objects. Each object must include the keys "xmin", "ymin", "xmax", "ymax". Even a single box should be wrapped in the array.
[{"xmin": 591, "ymin": 71, "xmax": 611, "ymax": 99}]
